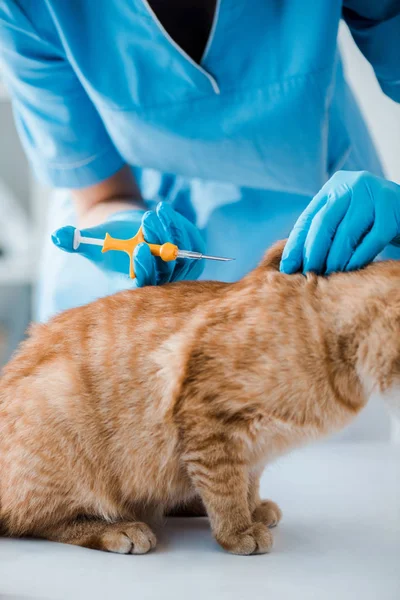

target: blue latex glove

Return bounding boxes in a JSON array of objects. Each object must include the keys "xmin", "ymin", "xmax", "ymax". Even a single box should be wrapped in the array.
[
  {"xmin": 52, "ymin": 201, "xmax": 205, "ymax": 286},
  {"xmin": 280, "ymin": 171, "xmax": 400, "ymax": 275}
]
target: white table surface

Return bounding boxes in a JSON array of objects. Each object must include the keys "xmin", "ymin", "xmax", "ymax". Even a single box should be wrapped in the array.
[{"xmin": 0, "ymin": 442, "xmax": 399, "ymax": 600}]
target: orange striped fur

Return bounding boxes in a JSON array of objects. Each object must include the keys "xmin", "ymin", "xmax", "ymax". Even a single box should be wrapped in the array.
[{"xmin": 0, "ymin": 240, "xmax": 399, "ymax": 554}]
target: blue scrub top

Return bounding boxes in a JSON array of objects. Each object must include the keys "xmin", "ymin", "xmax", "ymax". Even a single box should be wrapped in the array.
[{"xmin": 0, "ymin": 1, "xmax": 399, "ymax": 320}]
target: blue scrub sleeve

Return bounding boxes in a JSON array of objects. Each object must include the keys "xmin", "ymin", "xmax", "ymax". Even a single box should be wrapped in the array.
[
  {"xmin": 0, "ymin": 2, "xmax": 124, "ymax": 188},
  {"xmin": 343, "ymin": 2, "xmax": 400, "ymax": 103}
]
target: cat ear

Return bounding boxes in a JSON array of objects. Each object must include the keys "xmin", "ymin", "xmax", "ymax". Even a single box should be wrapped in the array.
[{"xmin": 258, "ymin": 240, "xmax": 287, "ymax": 271}]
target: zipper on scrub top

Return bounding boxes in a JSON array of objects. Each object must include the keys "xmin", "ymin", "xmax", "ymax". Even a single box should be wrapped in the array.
[{"xmin": 141, "ymin": 0, "xmax": 221, "ymax": 95}]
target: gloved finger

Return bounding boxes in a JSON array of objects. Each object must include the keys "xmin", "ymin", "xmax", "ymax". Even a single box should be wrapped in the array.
[
  {"xmin": 133, "ymin": 243, "xmax": 157, "ymax": 287},
  {"xmin": 52, "ymin": 226, "xmax": 76, "ymax": 253},
  {"xmin": 280, "ymin": 194, "xmax": 327, "ymax": 274},
  {"xmin": 142, "ymin": 210, "xmax": 165, "ymax": 244},
  {"xmin": 166, "ymin": 204, "xmax": 206, "ymax": 280},
  {"xmin": 156, "ymin": 202, "xmax": 192, "ymax": 281},
  {"xmin": 141, "ymin": 211, "xmax": 174, "ymax": 284},
  {"xmin": 302, "ymin": 191, "xmax": 351, "ymax": 274},
  {"xmin": 158, "ymin": 203, "xmax": 206, "ymax": 281},
  {"xmin": 157, "ymin": 202, "xmax": 188, "ymax": 248},
  {"xmin": 345, "ymin": 214, "xmax": 397, "ymax": 272},
  {"xmin": 53, "ymin": 224, "xmax": 128, "ymax": 275},
  {"xmin": 53, "ymin": 225, "xmax": 112, "ymax": 266},
  {"xmin": 325, "ymin": 199, "xmax": 374, "ymax": 274},
  {"xmin": 157, "ymin": 202, "xmax": 205, "ymax": 282}
]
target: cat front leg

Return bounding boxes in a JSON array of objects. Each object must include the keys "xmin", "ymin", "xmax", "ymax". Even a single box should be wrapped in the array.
[
  {"xmin": 249, "ymin": 470, "xmax": 283, "ymax": 528},
  {"xmin": 185, "ymin": 452, "xmax": 273, "ymax": 555}
]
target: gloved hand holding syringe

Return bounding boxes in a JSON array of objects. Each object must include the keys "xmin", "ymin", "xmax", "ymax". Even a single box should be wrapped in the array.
[{"xmin": 52, "ymin": 201, "xmax": 233, "ymax": 284}]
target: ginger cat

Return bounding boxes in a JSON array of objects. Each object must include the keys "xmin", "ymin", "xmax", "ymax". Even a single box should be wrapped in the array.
[{"xmin": 0, "ymin": 240, "xmax": 398, "ymax": 555}]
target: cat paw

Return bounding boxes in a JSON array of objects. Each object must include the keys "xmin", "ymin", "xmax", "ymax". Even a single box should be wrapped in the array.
[
  {"xmin": 217, "ymin": 522, "xmax": 273, "ymax": 555},
  {"xmin": 101, "ymin": 522, "xmax": 157, "ymax": 554},
  {"xmin": 253, "ymin": 500, "xmax": 282, "ymax": 528}
]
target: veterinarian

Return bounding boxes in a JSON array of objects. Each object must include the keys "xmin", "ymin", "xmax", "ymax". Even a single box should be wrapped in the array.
[{"xmin": 1, "ymin": 1, "xmax": 400, "ymax": 322}]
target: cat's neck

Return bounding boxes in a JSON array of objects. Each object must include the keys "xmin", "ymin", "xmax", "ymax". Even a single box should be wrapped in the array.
[
  {"xmin": 233, "ymin": 270, "xmax": 368, "ymax": 437},
  {"xmin": 319, "ymin": 265, "xmax": 400, "ymax": 402},
  {"xmin": 233, "ymin": 259, "xmax": 400, "ymax": 439}
]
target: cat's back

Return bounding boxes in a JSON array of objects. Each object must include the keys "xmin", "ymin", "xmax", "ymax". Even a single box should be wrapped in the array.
[
  {"xmin": 0, "ymin": 279, "xmax": 230, "ymax": 497},
  {"xmin": 0, "ymin": 278, "xmax": 229, "ymax": 400}
]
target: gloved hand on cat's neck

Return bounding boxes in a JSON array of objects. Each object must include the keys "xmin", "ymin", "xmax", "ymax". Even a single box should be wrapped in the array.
[{"xmin": 281, "ymin": 171, "xmax": 400, "ymax": 275}]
